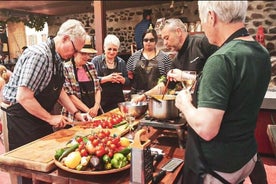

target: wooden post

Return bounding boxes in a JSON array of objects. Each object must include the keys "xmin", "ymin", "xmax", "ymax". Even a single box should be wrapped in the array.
[{"xmin": 93, "ymin": 1, "xmax": 106, "ymax": 55}]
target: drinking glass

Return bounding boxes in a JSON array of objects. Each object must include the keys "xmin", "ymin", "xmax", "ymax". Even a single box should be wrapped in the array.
[
  {"xmin": 181, "ymin": 71, "xmax": 197, "ymax": 93},
  {"xmin": 125, "ymin": 112, "xmax": 135, "ymax": 140}
]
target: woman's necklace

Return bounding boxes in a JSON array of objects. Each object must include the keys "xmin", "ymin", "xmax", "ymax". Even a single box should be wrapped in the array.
[{"xmin": 105, "ymin": 58, "xmax": 116, "ymax": 69}]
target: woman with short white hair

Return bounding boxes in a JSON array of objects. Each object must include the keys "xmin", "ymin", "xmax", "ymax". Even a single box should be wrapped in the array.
[{"xmin": 92, "ymin": 34, "xmax": 130, "ymax": 112}]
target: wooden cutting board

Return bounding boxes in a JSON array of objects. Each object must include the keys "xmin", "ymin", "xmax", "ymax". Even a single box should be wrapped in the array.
[{"xmin": 0, "ymin": 109, "xmax": 139, "ymax": 172}]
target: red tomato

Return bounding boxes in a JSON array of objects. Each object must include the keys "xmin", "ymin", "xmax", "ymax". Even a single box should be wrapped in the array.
[
  {"xmin": 110, "ymin": 143, "xmax": 117, "ymax": 150},
  {"xmin": 98, "ymin": 132, "xmax": 105, "ymax": 139},
  {"xmin": 107, "ymin": 122, "xmax": 113, "ymax": 129},
  {"xmin": 92, "ymin": 139, "xmax": 99, "ymax": 146},
  {"xmin": 108, "ymin": 150, "xmax": 114, "ymax": 158},
  {"xmin": 78, "ymin": 142, "xmax": 85, "ymax": 150},
  {"xmin": 76, "ymin": 136, "xmax": 83, "ymax": 143},
  {"xmin": 103, "ymin": 130, "xmax": 111, "ymax": 137},
  {"xmin": 87, "ymin": 135, "xmax": 95, "ymax": 142},
  {"xmin": 80, "ymin": 149, "xmax": 88, "ymax": 157},
  {"xmin": 112, "ymin": 137, "xmax": 120, "ymax": 145},
  {"xmin": 95, "ymin": 146, "xmax": 106, "ymax": 157},
  {"xmin": 101, "ymin": 121, "xmax": 107, "ymax": 128}
]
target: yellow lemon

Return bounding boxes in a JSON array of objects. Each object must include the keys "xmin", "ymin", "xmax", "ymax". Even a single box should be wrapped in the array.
[
  {"xmin": 64, "ymin": 151, "xmax": 81, "ymax": 169},
  {"xmin": 120, "ymin": 137, "xmax": 131, "ymax": 147}
]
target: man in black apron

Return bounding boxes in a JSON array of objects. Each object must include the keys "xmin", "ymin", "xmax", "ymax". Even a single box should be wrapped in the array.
[
  {"xmin": 2, "ymin": 19, "xmax": 87, "ymax": 153},
  {"xmin": 131, "ymin": 18, "xmax": 217, "ymax": 103},
  {"xmin": 170, "ymin": 1, "xmax": 270, "ymax": 183}
]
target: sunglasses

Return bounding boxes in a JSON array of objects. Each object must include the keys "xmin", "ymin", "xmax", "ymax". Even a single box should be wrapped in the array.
[
  {"xmin": 143, "ymin": 38, "xmax": 155, "ymax": 42},
  {"xmin": 107, "ymin": 48, "xmax": 118, "ymax": 52},
  {"xmin": 71, "ymin": 40, "xmax": 78, "ymax": 53}
]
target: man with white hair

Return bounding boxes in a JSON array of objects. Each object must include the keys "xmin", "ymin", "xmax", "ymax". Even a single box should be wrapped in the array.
[
  {"xmin": 2, "ymin": 19, "xmax": 88, "ymax": 152},
  {"xmin": 170, "ymin": 1, "xmax": 271, "ymax": 183}
]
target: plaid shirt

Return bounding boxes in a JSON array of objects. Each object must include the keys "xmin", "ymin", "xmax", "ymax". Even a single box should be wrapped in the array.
[
  {"xmin": 62, "ymin": 61, "xmax": 101, "ymax": 119},
  {"xmin": 3, "ymin": 39, "xmax": 62, "ymax": 103}
]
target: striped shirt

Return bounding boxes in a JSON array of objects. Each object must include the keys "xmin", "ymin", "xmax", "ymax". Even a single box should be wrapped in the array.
[
  {"xmin": 3, "ymin": 39, "xmax": 62, "ymax": 103},
  {"xmin": 126, "ymin": 49, "xmax": 172, "ymax": 76},
  {"xmin": 62, "ymin": 61, "xmax": 101, "ymax": 119}
]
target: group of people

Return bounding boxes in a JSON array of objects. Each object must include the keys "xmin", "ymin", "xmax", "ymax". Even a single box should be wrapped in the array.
[{"xmin": 1, "ymin": 1, "xmax": 271, "ymax": 184}]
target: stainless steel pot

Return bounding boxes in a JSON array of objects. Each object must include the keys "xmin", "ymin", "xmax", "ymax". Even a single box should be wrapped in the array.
[{"xmin": 148, "ymin": 95, "xmax": 179, "ymax": 120}]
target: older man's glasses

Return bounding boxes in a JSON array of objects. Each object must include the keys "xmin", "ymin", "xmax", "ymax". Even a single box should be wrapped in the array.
[{"xmin": 71, "ymin": 40, "xmax": 78, "ymax": 53}]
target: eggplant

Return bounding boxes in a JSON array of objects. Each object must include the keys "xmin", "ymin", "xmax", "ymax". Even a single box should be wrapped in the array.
[{"xmin": 90, "ymin": 155, "xmax": 104, "ymax": 170}]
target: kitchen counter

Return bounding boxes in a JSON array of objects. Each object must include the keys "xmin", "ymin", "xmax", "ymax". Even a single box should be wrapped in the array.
[
  {"xmin": 0, "ymin": 110, "xmax": 185, "ymax": 184},
  {"xmin": 261, "ymin": 90, "xmax": 276, "ymax": 110}
]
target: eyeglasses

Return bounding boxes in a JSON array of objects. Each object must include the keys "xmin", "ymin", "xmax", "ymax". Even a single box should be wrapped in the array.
[
  {"xmin": 107, "ymin": 48, "xmax": 118, "ymax": 52},
  {"xmin": 143, "ymin": 38, "xmax": 155, "ymax": 42},
  {"xmin": 71, "ymin": 40, "xmax": 78, "ymax": 53}
]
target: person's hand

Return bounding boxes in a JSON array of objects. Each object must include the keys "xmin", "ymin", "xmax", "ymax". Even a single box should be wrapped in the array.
[
  {"xmin": 88, "ymin": 106, "xmax": 99, "ymax": 117},
  {"xmin": 81, "ymin": 113, "xmax": 93, "ymax": 122},
  {"xmin": 167, "ymin": 69, "xmax": 182, "ymax": 82},
  {"xmin": 113, "ymin": 73, "xmax": 125, "ymax": 84},
  {"xmin": 175, "ymin": 90, "xmax": 192, "ymax": 110},
  {"xmin": 49, "ymin": 115, "xmax": 71, "ymax": 128},
  {"xmin": 131, "ymin": 94, "xmax": 147, "ymax": 103},
  {"xmin": 74, "ymin": 111, "xmax": 86, "ymax": 122}
]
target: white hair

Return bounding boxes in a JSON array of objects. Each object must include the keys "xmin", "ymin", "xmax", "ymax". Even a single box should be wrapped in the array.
[
  {"xmin": 161, "ymin": 18, "xmax": 187, "ymax": 32},
  {"xmin": 104, "ymin": 34, "xmax": 120, "ymax": 48},
  {"xmin": 57, "ymin": 19, "xmax": 87, "ymax": 42},
  {"xmin": 198, "ymin": 1, "xmax": 248, "ymax": 24}
]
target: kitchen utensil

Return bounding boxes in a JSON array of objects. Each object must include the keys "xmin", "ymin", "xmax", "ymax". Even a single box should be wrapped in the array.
[
  {"xmin": 161, "ymin": 80, "xmax": 170, "ymax": 100},
  {"xmin": 152, "ymin": 158, "xmax": 184, "ymax": 184},
  {"xmin": 118, "ymin": 101, "xmax": 148, "ymax": 118},
  {"xmin": 147, "ymin": 95, "xmax": 162, "ymax": 103},
  {"xmin": 130, "ymin": 129, "xmax": 153, "ymax": 184},
  {"xmin": 152, "ymin": 153, "xmax": 164, "ymax": 172},
  {"xmin": 148, "ymin": 95, "xmax": 179, "ymax": 120}
]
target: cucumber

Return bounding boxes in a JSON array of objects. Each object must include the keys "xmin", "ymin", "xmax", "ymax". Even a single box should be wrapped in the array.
[
  {"xmin": 119, "ymin": 147, "xmax": 131, "ymax": 156},
  {"xmin": 113, "ymin": 120, "xmax": 128, "ymax": 128},
  {"xmin": 58, "ymin": 143, "xmax": 79, "ymax": 161}
]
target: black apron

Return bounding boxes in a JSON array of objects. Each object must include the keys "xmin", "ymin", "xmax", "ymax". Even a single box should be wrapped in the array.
[
  {"xmin": 132, "ymin": 51, "xmax": 161, "ymax": 93},
  {"xmin": 100, "ymin": 60, "xmax": 125, "ymax": 112},
  {"xmin": 72, "ymin": 60, "xmax": 95, "ymax": 111},
  {"xmin": 5, "ymin": 38, "xmax": 65, "ymax": 151},
  {"xmin": 181, "ymin": 28, "xmax": 249, "ymax": 184}
]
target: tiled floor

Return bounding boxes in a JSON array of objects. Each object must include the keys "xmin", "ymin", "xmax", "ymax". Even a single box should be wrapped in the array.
[{"xmin": 0, "ymin": 139, "xmax": 275, "ymax": 184}]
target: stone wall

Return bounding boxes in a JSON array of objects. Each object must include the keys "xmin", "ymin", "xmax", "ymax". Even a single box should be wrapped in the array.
[
  {"xmin": 246, "ymin": 1, "xmax": 276, "ymax": 56},
  {"xmin": 48, "ymin": 1, "xmax": 275, "ymax": 56},
  {"xmin": 47, "ymin": 1, "xmax": 200, "ymax": 53}
]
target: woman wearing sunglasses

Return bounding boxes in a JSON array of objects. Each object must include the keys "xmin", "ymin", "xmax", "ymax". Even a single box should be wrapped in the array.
[
  {"xmin": 92, "ymin": 34, "xmax": 130, "ymax": 112},
  {"xmin": 127, "ymin": 29, "xmax": 172, "ymax": 96}
]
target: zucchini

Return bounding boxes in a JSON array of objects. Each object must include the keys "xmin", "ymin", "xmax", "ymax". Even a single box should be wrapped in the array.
[
  {"xmin": 113, "ymin": 120, "xmax": 128, "ymax": 128},
  {"xmin": 58, "ymin": 143, "xmax": 79, "ymax": 161},
  {"xmin": 119, "ymin": 147, "xmax": 131, "ymax": 156}
]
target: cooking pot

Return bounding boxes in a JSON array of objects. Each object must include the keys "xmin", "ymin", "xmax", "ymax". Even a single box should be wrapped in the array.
[{"xmin": 148, "ymin": 94, "xmax": 179, "ymax": 120}]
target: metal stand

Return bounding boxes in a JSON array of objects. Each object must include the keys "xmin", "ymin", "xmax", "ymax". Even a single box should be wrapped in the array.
[{"xmin": 138, "ymin": 117, "xmax": 187, "ymax": 149}]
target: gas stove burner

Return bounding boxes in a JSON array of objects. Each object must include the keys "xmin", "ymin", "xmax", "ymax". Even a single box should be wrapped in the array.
[
  {"xmin": 143, "ymin": 115, "xmax": 183, "ymax": 124},
  {"xmin": 138, "ymin": 116, "xmax": 187, "ymax": 149}
]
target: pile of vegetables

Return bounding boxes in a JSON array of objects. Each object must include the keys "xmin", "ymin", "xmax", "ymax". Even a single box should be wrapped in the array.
[
  {"xmin": 54, "ymin": 130, "xmax": 131, "ymax": 171},
  {"xmin": 80, "ymin": 113, "xmax": 129, "ymax": 129}
]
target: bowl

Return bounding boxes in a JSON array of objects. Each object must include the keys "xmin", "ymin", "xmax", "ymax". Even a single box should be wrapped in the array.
[{"xmin": 118, "ymin": 101, "xmax": 148, "ymax": 118}]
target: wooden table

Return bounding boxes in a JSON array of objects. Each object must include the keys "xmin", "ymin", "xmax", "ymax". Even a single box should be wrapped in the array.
[{"xmin": 0, "ymin": 112, "xmax": 185, "ymax": 184}]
